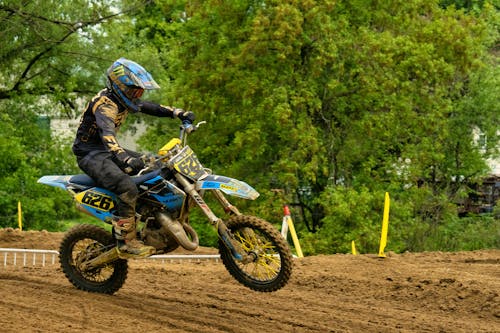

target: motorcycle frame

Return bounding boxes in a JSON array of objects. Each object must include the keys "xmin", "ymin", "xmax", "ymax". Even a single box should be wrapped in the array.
[{"xmin": 173, "ymin": 172, "xmax": 247, "ymax": 261}]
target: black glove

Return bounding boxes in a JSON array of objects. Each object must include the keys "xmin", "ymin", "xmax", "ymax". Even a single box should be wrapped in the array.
[
  {"xmin": 117, "ymin": 152, "xmax": 145, "ymax": 174},
  {"xmin": 176, "ymin": 109, "xmax": 195, "ymax": 123},
  {"xmin": 126, "ymin": 157, "xmax": 145, "ymax": 172}
]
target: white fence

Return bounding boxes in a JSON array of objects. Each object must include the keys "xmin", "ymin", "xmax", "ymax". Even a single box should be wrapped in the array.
[
  {"xmin": 0, "ymin": 248, "xmax": 220, "ymax": 267},
  {"xmin": 1, "ymin": 248, "xmax": 59, "ymax": 267}
]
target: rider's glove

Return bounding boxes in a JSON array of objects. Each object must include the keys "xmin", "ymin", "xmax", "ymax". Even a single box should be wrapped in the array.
[
  {"xmin": 174, "ymin": 108, "xmax": 195, "ymax": 123},
  {"xmin": 126, "ymin": 157, "xmax": 145, "ymax": 173},
  {"xmin": 117, "ymin": 152, "xmax": 145, "ymax": 174}
]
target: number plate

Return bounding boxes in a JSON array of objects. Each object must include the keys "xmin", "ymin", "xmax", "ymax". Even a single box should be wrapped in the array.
[
  {"xmin": 169, "ymin": 146, "xmax": 207, "ymax": 180},
  {"xmin": 75, "ymin": 190, "xmax": 115, "ymax": 211}
]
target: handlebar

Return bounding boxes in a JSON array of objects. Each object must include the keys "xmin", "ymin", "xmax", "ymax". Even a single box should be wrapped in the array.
[
  {"xmin": 181, "ymin": 121, "xmax": 194, "ymax": 133},
  {"xmin": 181, "ymin": 120, "xmax": 206, "ymax": 132},
  {"xmin": 127, "ymin": 120, "xmax": 207, "ymax": 176},
  {"xmin": 179, "ymin": 120, "xmax": 206, "ymax": 144}
]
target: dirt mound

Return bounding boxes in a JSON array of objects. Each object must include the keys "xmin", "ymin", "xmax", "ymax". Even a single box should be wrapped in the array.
[
  {"xmin": 0, "ymin": 227, "xmax": 216, "ymax": 254},
  {"xmin": 0, "ymin": 228, "xmax": 65, "ymax": 250},
  {"xmin": 0, "ymin": 229, "xmax": 498, "ymax": 333}
]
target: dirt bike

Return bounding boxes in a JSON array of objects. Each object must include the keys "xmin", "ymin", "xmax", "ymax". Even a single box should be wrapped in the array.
[{"xmin": 38, "ymin": 120, "xmax": 293, "ymax": 294}]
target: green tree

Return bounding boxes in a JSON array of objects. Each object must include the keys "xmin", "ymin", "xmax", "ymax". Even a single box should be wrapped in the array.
[
  {"xmin": 136, "ymin": 0, "xmax": 499, "ymax": 252},
  {"xmin": 0, "ymin": 0, "xmax": 146, "ymax": 229},
  {"xmin": 0, "ymin": 99, "xmax": 80, "ymax": 230},
  {"xmin": 1, "ymin": 0, "xmax": 497, "ymax": 253}
]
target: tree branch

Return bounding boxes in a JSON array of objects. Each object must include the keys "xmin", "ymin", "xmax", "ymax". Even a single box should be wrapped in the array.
[{"xmin": 0, "ymin": 1, "xmax": 153, "ymax": 99}]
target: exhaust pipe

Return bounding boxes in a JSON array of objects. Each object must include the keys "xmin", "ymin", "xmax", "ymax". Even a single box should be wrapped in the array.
[{"xmin": 155, "ymin": 212, "xmax": 199, "ymax": 251}]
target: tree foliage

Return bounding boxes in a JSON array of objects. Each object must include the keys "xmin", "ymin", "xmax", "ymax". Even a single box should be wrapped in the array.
[
  {"xmin": 0, "ymin": 0, "xmax": 145, "ymax": 229},
  {"xmin": 0, "ymin": 0, "xmax": 498, "ymax": 252},
  {"xmin": 0, "ymin": 0, "xmax": 164, "ymax": 121},
  {"xmin": 0, "ymin": 99, "xmax": 79, "ymax": 230},
  {"xmin": 136, "ymin": 0, "xmax": 499, "ymax": 252}
]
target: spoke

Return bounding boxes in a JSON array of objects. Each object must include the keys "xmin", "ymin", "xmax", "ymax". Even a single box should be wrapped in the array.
[
  {"xmin": 258, "ymin": 257, "xmax": 280, "ymax": 276},
  {"xmin": 234, "ymin": 232, "xmax": 253, "ymax": 251},
  {"xmin": 238, "ymin": 254, "xmax": 280, "ymax": 281},
  {"xmin": 230, "ymin": 224, "xmax": 283, "ymax": 282},
  {"xmin": 257, "ymin": 261, "xmax": 278, "ymax": 279},
  {"xmin": 71, "ymin": 238, "xmax": 114, "ymax": 282},
  {"xmin": 259, "ymin": 241, "xmax": 276, "ymax": 251},
  {"xmin": 260, "ymin": 253, "xmax": 281, "ymax": 266}
]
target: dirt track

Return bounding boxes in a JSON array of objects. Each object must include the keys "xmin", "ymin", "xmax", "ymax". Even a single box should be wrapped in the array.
[{"xmin": 0, "ymin": 228, "xmax": 498, "ymax": 333}]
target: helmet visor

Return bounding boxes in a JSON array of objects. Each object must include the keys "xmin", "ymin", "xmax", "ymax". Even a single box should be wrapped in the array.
[{"xmin": 125, "ymin": 87, "xmax": 144, "ymax": 99}]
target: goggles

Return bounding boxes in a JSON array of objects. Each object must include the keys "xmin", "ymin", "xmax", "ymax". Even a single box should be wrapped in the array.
[{"xmin": 125, "ymin": 87, "xmax": 144, "ymax": 99}]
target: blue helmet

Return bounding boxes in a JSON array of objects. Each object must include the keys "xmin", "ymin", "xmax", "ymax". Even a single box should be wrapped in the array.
[{"xmin": 106, "ymin": 58, "xmax": 160, "ymax": 112}]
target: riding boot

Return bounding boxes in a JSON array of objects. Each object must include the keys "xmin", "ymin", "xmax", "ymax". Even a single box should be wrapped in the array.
[{"xmin": 112, "ymin": 216, "xmax": 155, "ymax": 257}]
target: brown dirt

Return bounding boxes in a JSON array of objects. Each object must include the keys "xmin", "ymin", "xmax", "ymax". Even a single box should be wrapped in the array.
[{"xmin": 0, "ymin": 228, "xmax": 498, "ymax": 333}]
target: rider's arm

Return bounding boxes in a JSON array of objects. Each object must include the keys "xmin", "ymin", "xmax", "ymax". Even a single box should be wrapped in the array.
[
  {"xmin": 93, "ymin": 97, "xmax": 127, "ymax": 157},
  {"xmin": 137, "ymin": 101, "xmax": 177, "ymax": 118},
  {"xmin": 138, "ymin": 101, "xmax": 195, "ymax": 122}
]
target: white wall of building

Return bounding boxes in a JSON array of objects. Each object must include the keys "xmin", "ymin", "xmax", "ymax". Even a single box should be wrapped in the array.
[{"xmin": 50, "ymin": 118, "xmax": 146, "ymax": 151}]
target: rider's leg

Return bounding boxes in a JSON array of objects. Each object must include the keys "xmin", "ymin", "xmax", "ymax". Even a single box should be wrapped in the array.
[
  {"xmin": 77, "ymin": 151, "xmax": 154, "ymax": 257},
  {"xmin": 112, "ymin": 189, "xmax": 155, "ymax": 257}
]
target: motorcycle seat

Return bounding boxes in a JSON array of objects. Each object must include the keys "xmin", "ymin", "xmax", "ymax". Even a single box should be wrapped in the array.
[
  {"xmin": 69, "ymin": 174, "xmax": 96, "ymax": 187},
  {"xmin": 69, "ymin": 170, "xmax": 161, "ymax": 187}
]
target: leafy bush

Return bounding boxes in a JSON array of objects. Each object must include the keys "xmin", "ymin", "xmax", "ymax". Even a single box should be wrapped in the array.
[{"xmin": 0, "ymin": 100, "xmax": 80, "ymax": 230}]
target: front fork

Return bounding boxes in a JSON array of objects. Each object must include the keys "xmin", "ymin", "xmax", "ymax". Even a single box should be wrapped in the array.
[{"xmin": 174, "ymin": 174, "xmax": 250, "ymax": 262}]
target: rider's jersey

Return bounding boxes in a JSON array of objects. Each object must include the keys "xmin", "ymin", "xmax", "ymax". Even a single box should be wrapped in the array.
[{"xmin": 72, "ymin": 88, "xmax": 176, "ymax": 157}]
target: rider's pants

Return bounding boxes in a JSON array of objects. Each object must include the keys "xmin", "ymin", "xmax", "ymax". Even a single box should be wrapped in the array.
[{"xmin": 76, "ymin": 149, "xmax": 140, "ymax": 218}]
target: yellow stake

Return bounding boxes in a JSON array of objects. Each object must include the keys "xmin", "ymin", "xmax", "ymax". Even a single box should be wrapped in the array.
[
  {"xmin": 18, "ymin": 201, "xmax": 23, "ymax": 231},
  {"xmin": 286, "ymin": 216, "xmax": 304, "ymax": 257},
  {"xmin": 351, "ymin": 240, "xmax": 357, "ymax": 255},
  {"xmin": 378, "ymin": 192, "xmax": 390, "ymax": 258},
  {"xmin": 283, "ymin": 206, "xmax": 304, "ymax": 258}
]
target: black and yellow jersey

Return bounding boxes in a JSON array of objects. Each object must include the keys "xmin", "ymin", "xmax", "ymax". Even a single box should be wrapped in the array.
[{"xmin": 72, "ymin": 88, "xmax": 176, "ymax": 158}]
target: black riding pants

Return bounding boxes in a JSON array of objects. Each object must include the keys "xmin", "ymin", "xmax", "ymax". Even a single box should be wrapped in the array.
[{"xmin": 76, "ymin": 149, "xmax": 141, "ymax": 218}]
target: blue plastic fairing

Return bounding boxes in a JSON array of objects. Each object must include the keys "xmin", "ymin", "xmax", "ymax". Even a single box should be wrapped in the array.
[{"xmin": 196, "ymin": 175, "xmax": 259, "ymax": 200}]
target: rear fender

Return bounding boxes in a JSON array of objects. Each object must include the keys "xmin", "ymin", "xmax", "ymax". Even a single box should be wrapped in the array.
[
  {"xmin": 37, "ymin": 175, "xmax": 73, "ymax": 191},
  {"xmin": 196, "ymin": 175, "xmax": 259, "ymax": 200},
  {"xmin": 39, "ymin": 176, "xmax": 118, "ymax": 221}
]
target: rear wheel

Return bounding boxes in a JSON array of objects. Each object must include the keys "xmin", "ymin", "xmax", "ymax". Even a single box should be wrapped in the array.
[
  {"xmin": 59, "ymin": 224, "xmax": 128, "ymax": 294},
  {"xmin": 219, "ymin": 215, "xmax": 293, "ymax": 292}
]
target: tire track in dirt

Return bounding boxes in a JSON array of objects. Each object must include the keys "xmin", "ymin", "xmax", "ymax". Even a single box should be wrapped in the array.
[
  {"xmin": 0, "ymin": 231, "xmax": 499, "ymax": 333},
  {"xmin": 0, "ymin": 271, "xmax": 92, "ymax": 332},
  {"xmin": 161, "ymin": 262, "xmax": 351, "ymax": 332},
  {"xmin": 1, "ymin": 257, "xmax": 497, "ymax": 333},
  {"xmin": 117, "ymin": 269, "xmax": 328, "ymax": 332}
]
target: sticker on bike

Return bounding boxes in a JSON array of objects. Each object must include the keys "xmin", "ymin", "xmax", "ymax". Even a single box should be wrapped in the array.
[
  {"xmin": 75, "ymin": 190, "xmax": 114, "ymax": 211},
  {"xmin": 170, "ymin": 146, "xmax": 207, "ymax": 180}
]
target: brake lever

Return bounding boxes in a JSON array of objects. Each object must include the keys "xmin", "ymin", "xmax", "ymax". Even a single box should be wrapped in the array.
[
  {"xmin": 195, "ymin": 121, "xmax": 207, "ymax": 129},
  {"xmin": 137, "ymin": 156, "xmax": 164, "ymax": 175},
  {"xmin": 137, "ymin": 167, "xmax": 150, "ymax": 176},
  {"xmin": 182, "ymin": 120, "xmax": 206, "ymax": 134}
]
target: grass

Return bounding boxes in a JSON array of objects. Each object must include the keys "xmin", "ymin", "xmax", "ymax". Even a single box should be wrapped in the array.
[{"xmin": 58, "ymin": 215, "xmax": 112, "ymax": 232}]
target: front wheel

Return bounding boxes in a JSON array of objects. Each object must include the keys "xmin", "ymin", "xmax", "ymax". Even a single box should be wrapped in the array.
[
  {"xmin": 59, "ymin": 224, "xmax": 128, "ymax": 294},
  {"xmin": 219, "ymin": 215, "xmax": 293, "ymax": 292}
]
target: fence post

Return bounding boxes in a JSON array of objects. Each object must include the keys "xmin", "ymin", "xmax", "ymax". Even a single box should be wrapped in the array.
[
  {"xmin": 351, "ymin": 240, "xmax": 358, "ymax": 255},
  {"xmin": 378, "ymin": 192, "xmax": 390, "ymax": 258},
  {"xmin": 283, "ymin": 206, "xmax": 304, "ymax": 258},
  {"xmin": 18, "ymin": 201, "xmax": 23, "ymax": 231}
]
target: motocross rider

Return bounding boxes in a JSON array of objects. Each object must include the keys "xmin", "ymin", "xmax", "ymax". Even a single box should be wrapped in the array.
[{"xmin": 72, "ymin": 58, "xmax": 195, "ymax": 257}]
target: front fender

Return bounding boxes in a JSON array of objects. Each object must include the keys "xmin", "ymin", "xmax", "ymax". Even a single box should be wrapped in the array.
[{"xmin": 196, "ymin": 175, "xmax": 259, "ymax": 200}]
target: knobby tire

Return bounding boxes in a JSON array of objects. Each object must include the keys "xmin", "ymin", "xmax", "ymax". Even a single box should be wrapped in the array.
[
  {"xmin": 59, "ymin": 224, "xmax": 128, "ymax": 294},
  {"xmin": 219, "ymin": 215, "xmax": 293, "ymax": 292}
]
